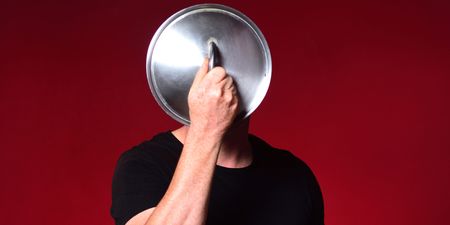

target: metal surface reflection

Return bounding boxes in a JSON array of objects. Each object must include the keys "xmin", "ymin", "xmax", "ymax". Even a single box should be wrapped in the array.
[{"xmin": 146, "ymin": 4, "xmax": 271, "ymax": 125}]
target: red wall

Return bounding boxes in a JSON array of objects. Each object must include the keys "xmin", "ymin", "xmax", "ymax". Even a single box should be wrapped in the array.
[{"xmin": 1, "ymin": 0, "xmax": 449, "ymax": 224}]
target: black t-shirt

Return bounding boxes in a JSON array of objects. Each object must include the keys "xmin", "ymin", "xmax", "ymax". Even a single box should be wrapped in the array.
[{"xmin": 111, "ymin": 131, "xmax": 324, "ymax": 225}]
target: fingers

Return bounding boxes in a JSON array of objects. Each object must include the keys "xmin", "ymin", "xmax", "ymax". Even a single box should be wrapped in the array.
[
  {"xmin": 188, "ymin": 60, "xmax": 239, "ymax": 131},
  {"xmin": 192, "ymin": 58, "xmax": 235, "ymax": 93},
  {"xmin": 192, "ymin": 59, "xmax": 227, "ymax": 87},
  {"xmin": 208, "ymin": 67, "xmax": 227, "ymax": 82},
  {"xmin": 219, "ymin": 76, "xmax": 238, "ymax": 106},
  {"xmin": 220, "ymin": 75, "xmax": 235, "ymax": 90}
]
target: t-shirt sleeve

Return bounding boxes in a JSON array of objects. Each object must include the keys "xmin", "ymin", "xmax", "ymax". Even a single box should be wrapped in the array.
[
  {"xmin": 286, "ymin": 151, "xmax": 325, "ymax": 225},
  {"xmin": 307, "ymin": 169, "xmax": 325, "ymax": 225},
  {"xmin": 110, "ymin": 149, "xmax": 167, "ymax": 225}
]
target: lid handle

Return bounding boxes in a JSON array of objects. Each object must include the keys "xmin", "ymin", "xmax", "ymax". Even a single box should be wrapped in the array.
[{"xmin": 208, "ymin": 41, "xmax": 220, "ymax": 71}]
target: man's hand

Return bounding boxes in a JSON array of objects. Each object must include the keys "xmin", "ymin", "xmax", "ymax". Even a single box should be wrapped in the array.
[{"xmin": 188, "ymin": 59, "xmax": 239, "ymax": 137}]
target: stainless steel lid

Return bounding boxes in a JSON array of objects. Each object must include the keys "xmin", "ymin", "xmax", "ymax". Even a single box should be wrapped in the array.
[{"xmin": 146, "ymin": 4, "xmax": 271, "ymax": 125}]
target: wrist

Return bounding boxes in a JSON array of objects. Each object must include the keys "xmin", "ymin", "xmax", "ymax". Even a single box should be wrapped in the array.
[{"xmin": 188, "ymin": 121, "xmax": 227, "ymax": 142}]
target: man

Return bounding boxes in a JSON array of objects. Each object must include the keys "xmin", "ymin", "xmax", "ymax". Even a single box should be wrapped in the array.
[{"xmin": 111, "ymin": 59, "xmax": 324, "ymax": 225}]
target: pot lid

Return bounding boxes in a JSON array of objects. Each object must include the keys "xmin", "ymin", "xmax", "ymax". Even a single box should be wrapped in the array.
[{"xmin": 146, "ymin": 4, "xmax": 271, "ymax": 125}]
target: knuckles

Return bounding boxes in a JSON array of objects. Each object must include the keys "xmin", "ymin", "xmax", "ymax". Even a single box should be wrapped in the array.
[
  {"xmin": 209, "ymin": 87, "xmax": 224, "ymax": 99},
  {"xmin": 223, "ymin": 91, "xmax": 233, "ymax": 103}
]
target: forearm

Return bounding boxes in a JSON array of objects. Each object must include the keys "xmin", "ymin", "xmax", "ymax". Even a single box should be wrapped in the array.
[
  {"xmin": 141, "ymin": 60, "xmax": 236, "ymax": 225},
  {"xmin": 144, "ymin": 126, "xmax": 223, "ymax": 225}
]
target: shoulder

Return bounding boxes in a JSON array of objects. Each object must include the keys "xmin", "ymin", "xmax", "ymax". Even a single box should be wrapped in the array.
[
  {"xmin": 249, "ymin": 135, "xmax": 325, "ymax": 224},
  {"xmin": 112, "ymin": 131, "xmax": 181, "ymax": 196},
  {"xmin": 111, "ymin": 132, "xmax": 180, "ymax": 225},
  {"xmin": 249, "ymin": 134, "xmax": 323, "ymax": 197},
  {"xmin": 249, "ymin": 134, "xmax": 315, "ymax": 175},
  {"xmin": 118, "ymin": 131, "xmax": 181, "ymax": 161},
  {"xmin": 114, "ymin": 131, "xmax": 182, "ymax": 175}
]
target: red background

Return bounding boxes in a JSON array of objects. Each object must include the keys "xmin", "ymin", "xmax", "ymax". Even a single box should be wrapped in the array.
[{"xmin": 1, "ymin": 0, "xmax": 449, "ymax": 224}]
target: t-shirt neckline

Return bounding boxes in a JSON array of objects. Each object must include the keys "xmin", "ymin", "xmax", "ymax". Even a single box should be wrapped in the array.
[{"xmin": 166, "ymin": 130, "xmax": 257, "ymax": 172}]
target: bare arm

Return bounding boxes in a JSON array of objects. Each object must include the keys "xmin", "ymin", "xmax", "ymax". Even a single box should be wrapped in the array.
[{"xmin": 126, "ymin": 59, "xmax": 238, "ymax": 225}]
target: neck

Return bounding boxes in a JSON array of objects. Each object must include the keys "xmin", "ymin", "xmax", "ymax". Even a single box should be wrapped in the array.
[{"xmin": 172, "ymin": 118, "xmax": 252, "ymax": 168}]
